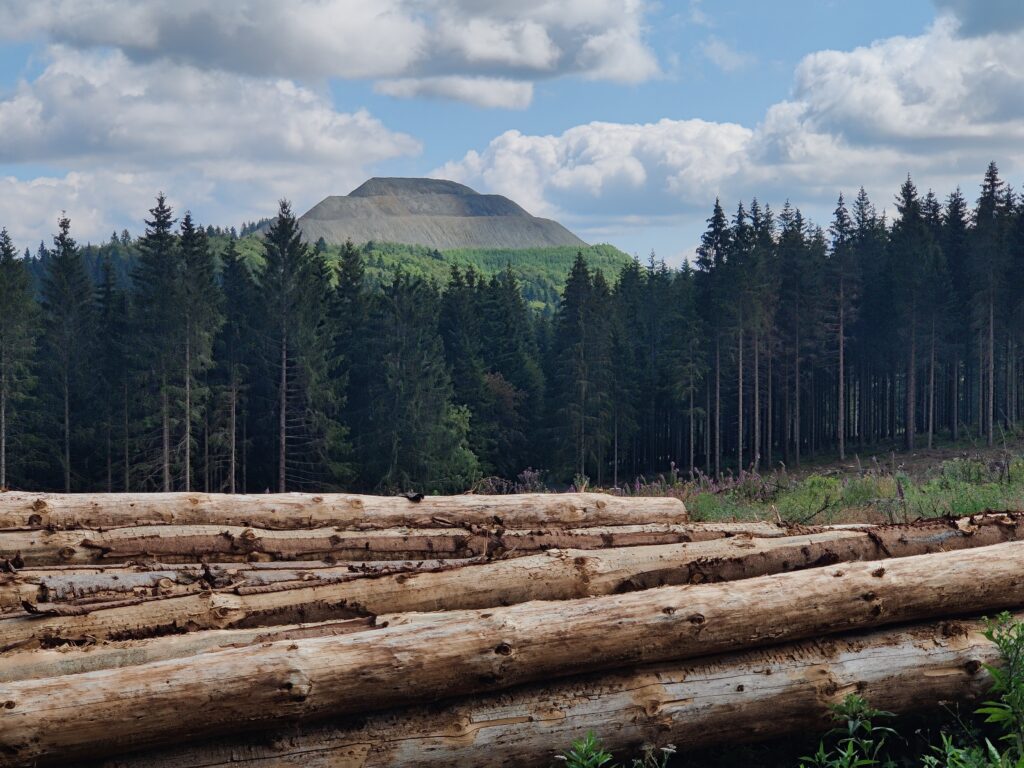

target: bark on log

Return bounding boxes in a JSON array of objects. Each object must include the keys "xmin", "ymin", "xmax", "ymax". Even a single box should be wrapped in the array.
[
  {"xmin": 0, "ymin": 521, "xmax": 788, "ymax": 566},
  {"xmin": 93, "ymin": 615, "xmax": 1003, "ymax": 768},
  {"xmin": 3, "ymin": 514, "xmax": 1021, "ymax": 648},
  {"xmin": 4, "ymin": 541, "xmax": 1024, "ymax": 764},
  {"xmin": 0, "ymin": 491, "xmax": 687, "ymax": 531}
]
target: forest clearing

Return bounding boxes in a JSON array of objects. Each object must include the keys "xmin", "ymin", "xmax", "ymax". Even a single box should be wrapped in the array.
[{"xmin": 0, "ymin": 489, "xmax": 1022, "ymax": 766}]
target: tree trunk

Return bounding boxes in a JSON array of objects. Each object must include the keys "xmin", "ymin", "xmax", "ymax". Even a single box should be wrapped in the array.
[
  {"xmin": 989, "ymin": 296, "xmax": 995, "ymax": 446},
  {"xmin": 837, "ymin": 284, "xmax": 845, "ymax": 460},
  {"xmin": 737, "ymin": 327, "xmax": 743, "ymax": 472},
  {"xmin": 9, "ymin": 516, "xmax": 1024, "ymax": 648},
  {"xmin": 953, "ymin": 355, "xmax": 960, "ymax": 441},
  {"xmin": 794, "ymin": 334, "xmax": 801, "ymax": 466},
  {"xmin": 123, "ymin": 380, "xmax": 130, "ymax": 493},
  {"xmin": 184, "ymin": 334, "xmax": 191, "ymax": 492},
  {"xmin": 0, "ymin": 371, "xmax": 6, "ymax": 489},
  {"xmin": 0, "ymin": 519, "xmax": 798, "ymax": 569},
  {"xmin": 714, "ymin": 337, "xmax": 721, "ymax": 479},
  {"xmin": 161, "ymin": 377, "xmax": 171, "ymax": 492},
  {"xmin": 92, "ymin": 616, "xmax": 1003, "ymax": 768},
  {"xmin": 906, "ymin": 308, "xmax": 916, "ymax": 450},
  {"xmin": 228, "ymin": 383, "xmax": 237, "ymax": 495},
  {"xmin": 8, "ymin": 541, "xmax": 1024, "ymax": 764},
  {"xmin": 928, "ymin": 319, "xmax": 936, "ymax": 449},
  {"xmin": 278, "ymin": 331, "xmax": 287, "ymax": 492},
  {"xmin": 63, "ymin": 371, "xmax": 70, "ymax": 493},
  {"xmin": 0, "ymin": 492, "xmax": 688, "ymax": 531},
  {"xmin": 753, "ymin": 328, "xmax": 761, "ymax": 471}
]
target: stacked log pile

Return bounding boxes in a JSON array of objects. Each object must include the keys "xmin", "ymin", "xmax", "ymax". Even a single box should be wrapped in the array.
[{"xmin": 0, "ymin": 491, "xmax": 1021, "ymax": 767}]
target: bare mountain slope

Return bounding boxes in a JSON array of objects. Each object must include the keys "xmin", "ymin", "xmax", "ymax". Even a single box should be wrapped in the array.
[{"xmin": 297, "ymin": 178, "xmax": 587, "ymax": 250}]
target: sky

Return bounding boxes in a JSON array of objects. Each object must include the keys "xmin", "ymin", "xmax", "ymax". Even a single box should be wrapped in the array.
[{"xmin": 0, "ymin": 0, "xmax": 1022, "ymax": 263}]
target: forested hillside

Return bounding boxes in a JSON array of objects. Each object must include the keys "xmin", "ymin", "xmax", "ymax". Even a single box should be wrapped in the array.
[{"xmin": 1, "ymin": 162, "xmax": 1022, "ymax": 494}]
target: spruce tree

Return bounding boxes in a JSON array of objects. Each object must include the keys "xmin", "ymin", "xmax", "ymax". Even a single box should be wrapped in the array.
[
  {"xmin": 0, "ymin": 229, "xmax": 38, "ymax": 489},
  {"xmin": 132, "ymin": 194, "xmax": 180, "ymax": 490},
  {"xmin": 178, "ymin": 213, "xmax": 223, "ymax": 490},
  {"xmin": 95, "ymin": 257, "xmax": 130, "ymax": 490},
  {"xmin": 40, "ymin": 215, "xmax": 94, "ymax": 492},
  {"xmin": 260, "ymin": 200, "xmax": 345, "ymax": 491}
]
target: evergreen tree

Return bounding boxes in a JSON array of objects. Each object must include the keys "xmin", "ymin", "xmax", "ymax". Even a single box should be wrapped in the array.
[
  {"xmin": 0, "ymin": 229, "xmax": 38, "ymax": 488},
  {"xmin": 363, "ymin": 273, "xmax": 479, "ymax": 492},
  {"xmin": 94, "ymin": 257, "xmax": 131, "ymax": 490},
  {"xmin": 178, "ymin": 213, "xmax": 223, "ymax": 490},
  {"xmin": 132, "ymin": 194, "xmax": 180, "ymax": 490},
  {"xmin": 260, "ymin": 200, "xmax": 345, "ymax": 491},
  {"xmin": 39, "ymin": 215, "xmax": 94, "ymax": 492},
  {"xmin": 212, "ymin": 238, "xmax": 256, "ymax": 493}
]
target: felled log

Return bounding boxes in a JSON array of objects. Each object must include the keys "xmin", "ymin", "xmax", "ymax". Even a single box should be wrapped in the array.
[
  {"xmin": 94, "ymin": 615, "xmax": 1004, "ymax": 768},
  {"xmin": 5, "ymin": 515, "xmax": 1022, "ymax": 648},
  {"xmin": 0, "ymin": 521, "xmax": 788, "ymax": 566},
  {"xmin": 0, "ymin": 618, "xmax": 376, "ymax": 682},
  {"xmin": 4, "ymin": 541, "xmax": 1024, "ymax": 764},
  {"xmin": 0, "ymin": 559, "xmax": 477, "ymax": 612},
  {"xmin": 0, "ymin": 491, "xmax": 688, "ymax": 531}
]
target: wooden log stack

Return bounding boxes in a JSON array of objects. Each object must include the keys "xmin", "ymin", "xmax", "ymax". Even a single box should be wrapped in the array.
[{"xmin": 0, "ymin": 490, "xmax": 1020, "ymax": 767}]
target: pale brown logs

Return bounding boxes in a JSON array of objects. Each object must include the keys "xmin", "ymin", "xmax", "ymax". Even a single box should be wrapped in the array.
[
  {"xmin": 2, "ymin": 515, "xmax": 1022, "ymax": 649},
  {"xmin": 3, "ymin": 541, "xmax": 1024, "ymax": 764},
  {"xmin": 0, "ymin": 491, "xmax": 688, "ymax": 531},
  {"xmin": 94, "ymin": 615, "xmax": 1002, "ymax": 768}
]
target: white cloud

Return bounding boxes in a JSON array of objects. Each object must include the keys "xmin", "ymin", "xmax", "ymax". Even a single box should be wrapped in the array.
[
  {"xmin": 375, "ymin": 77, "xmax": 533, "ymax": 110},
  {"xmin": 933, "ymin": 0, "xmax": 1024, "ymax": 36},
  {"xmin": 0, "ymin": 46, "xmax": 421, "ymax": 246},
  {"xmin": 0, "ymin": 0, "xmax": 660, "ymax": 107},
  {"xmin": 437, "ymin": 18, "xmax": 1024, "ymax": 250},
  {"xmin": 700, "ymin": 37, "xmax": 755, "ymax": 73}
]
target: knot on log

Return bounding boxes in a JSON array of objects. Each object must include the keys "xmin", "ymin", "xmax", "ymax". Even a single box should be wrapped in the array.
[{"xmin": 279, "ymin": 670, "xmax": 312, "ymax": 702}]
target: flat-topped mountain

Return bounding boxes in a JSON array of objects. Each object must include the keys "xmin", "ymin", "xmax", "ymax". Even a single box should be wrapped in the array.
[{"xmin": 296, "ymin": 177, "xmax": 587, "ymax": 250}]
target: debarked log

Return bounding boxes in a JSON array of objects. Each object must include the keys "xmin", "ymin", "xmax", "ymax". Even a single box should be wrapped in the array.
[
  {"xmin": 3, "ymin": 514, "xmax": 1022, "ymax": 648},
  {"xmin": 0, "ymin": 491, "xmax": 688, "ymax": 531},
  {"xmin": 4, "ymin": 541, "xmax": 1024, "ymax": 764},
  {"xmin": 0, "ymin": 521, "xmax": 791, "ymax": 567},
  {"xmin": 94, "ymin": 615, "xmax": 1004, "ymax": 768}
]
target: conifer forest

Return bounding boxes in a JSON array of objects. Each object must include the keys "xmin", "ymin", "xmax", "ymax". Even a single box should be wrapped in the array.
[{"xmin": 1, "ymin": 162, "xmax": 1023, "ymax": 495}]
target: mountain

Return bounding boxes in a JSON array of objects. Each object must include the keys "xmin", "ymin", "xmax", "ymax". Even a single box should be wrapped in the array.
[{"xmin": 296, "ymin": 177, "xmax": 587, "ymax": 250}]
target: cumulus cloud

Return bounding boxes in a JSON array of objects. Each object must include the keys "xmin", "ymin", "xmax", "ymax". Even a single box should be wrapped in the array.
[
  {"xmin": 933, "ymin": 0, "xmax": 1024, "ymax": 36},
  {"xmin": 375, "ymin": 76, "xmax": 533, "ymax": 110},
  {"xmin": 0, "ymin": 0, "xmax": 660, "ymax": 107},
  {"xmin": 0, "ymin": 46, "xmax": 421, "ymax": 245},
  {"xmin": 437, "ymin": 18, "xmax": 1024, "ymax": 248}
]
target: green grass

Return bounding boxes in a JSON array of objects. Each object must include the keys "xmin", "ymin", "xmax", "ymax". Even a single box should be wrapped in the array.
[{"xmin": 623, "ymin": 450, "xmax": 1024, "ymax": 525}]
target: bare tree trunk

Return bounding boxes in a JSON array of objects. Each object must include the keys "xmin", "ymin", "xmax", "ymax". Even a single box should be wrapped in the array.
[
  {"xmin": 988, "ymin": 297, "xmax": 995, "ymax": 446},
  {"xmin": 278, "ymin": 331, "xmax": 287, "ymax": 492},
  {"xmin": 62, "ymin": 371, "xmax": 70, "ymax": 493},
  {"xmin": 714, "ymin": 337, "xmax": 721, "ymax": 479},
  {"xmin": 184, "ymin": 335, "xmax": 191, "ymax": 492},
  {"xmin": 767, "ymin": 346, "xmax": 773, "ymax": 467},
  {"xmin": 0, "ymin": 370, "xmax": 6, "ymax": 489},
  {"xmin": 704, "ymin": 378, "xmax": 710, "ymax": 473},
  {"xmin": 688, "ymin": 374, "xmax": 695, "ymax": 475},
  {"xmin": 9, "ymin": 541, "xmax": 1024, "ymax": 764},
  {"xmin": 737, "ymin": 327, "xmax": 743, "ymax": 472},
  {"xmin": 162, "ymin": 375, "xmax": 171, "ymax": 492},
  {"xmin": 837, "ymin": 283, "xmax": 845, "ymax": 460},
  {"xmin": 906, "ymin": 307, "xmax": 916, "ymax": 450},
  {"xmin": 952, "ymin": 355, "xmax": 960, "ymax": 441},
  {"xmin": 928, "ymin": 319, "xmax": 936, "ymax": 449},
  {"xmin": 794, "ymin": 334, "xmax": 801, "ymax": 467},
  {"xmin": 229, "ymin": 382, "xmax": 237, "ymax": 494},
  {"xmin": 122, "ymin": 380, "xmax": 130, "ymax": 492},
  {"xmin": 753, "ymin": 328, "xmax": 761, "ymax": 471}
]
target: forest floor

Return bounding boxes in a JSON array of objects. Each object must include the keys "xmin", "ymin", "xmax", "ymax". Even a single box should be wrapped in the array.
[{"xmin": 611, "ymin": 433, "xmax": 1024, "ymax": 525}]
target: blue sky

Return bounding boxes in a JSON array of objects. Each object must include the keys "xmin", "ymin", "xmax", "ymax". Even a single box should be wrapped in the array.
[{"xmin": 0, "ymin": 0, "xmax": 1020, "ymax": 261}]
